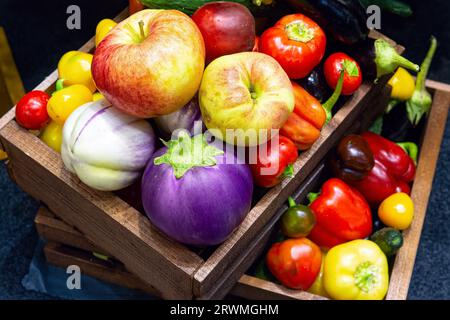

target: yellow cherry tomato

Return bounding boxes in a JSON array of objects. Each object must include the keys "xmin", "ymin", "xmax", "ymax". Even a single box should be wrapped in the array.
[
  {"xmin": 308, "ymin": 251, "xmax": 329, "ymax": 298},
  {"xmin": 378, "ymin": 192, "xmax": 414, "ymax": 230},
  {"xmin": 58, "ymin": 51, "xmax": 96, "ymax": 93},
  {"xmin": 47, "ymin": 84, "xmax": 93, "ymax": 125},
  {"xmin": 40, "ymin": 121, "xmax": 63, "ymax": 153},
  {"xmin": 95, "ymin": 19, "xmax": 117, "ymax": 47},
  {"xmin": 388, "ymin": 67, "xmax": 416, "ymax": 101},
  {"xmin": 92, "ymin": 92, "xmax": 105, "ymax": 101},
  {"xmin": 324, "ymin": 240, "xmax": 389, "ymax": 300}
]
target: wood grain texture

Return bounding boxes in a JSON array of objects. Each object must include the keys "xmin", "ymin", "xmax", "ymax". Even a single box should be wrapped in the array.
[
  {"xmin": 193, "ymin": 77, "xmax": 391, "ymax": 296},
  {"xmin": 44, "ymin": 242, "xmax": 159, "ymax": 296},
  {"xmin": 0, "ymin": 17, "xmax": 406, "ymax": 300},
  {"xmin": 386, "ymin": 89, "xmax": 450, "ymax": 300},
  {"xmin": 0, "ymin": 121, "xmax": 203, "ymax": 299}
]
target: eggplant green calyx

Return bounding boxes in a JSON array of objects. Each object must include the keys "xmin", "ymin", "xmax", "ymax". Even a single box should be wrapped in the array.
[
  {"xmin": 397, "ymin": 142, "xmax": 419, "ymax": 165},
  {"xmin": 374, "ymin": 39, "xmax": 420, "ymax": 79},
  {"xmin": 154, "ymin": 131, "xmax": 224, "ymax": 179},
  {"xmin": 323, "ymin": 70, "xmax": 345, "ymax": 125},
  {"xmin": 406, "ymin": 36, "xmax": 437, "ymax": 126},
  {"xmin": 285, "ymin": 22, "xmax": 314, "ymax": 43}
]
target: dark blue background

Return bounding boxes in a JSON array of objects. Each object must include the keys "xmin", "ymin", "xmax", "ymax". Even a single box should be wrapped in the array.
[{"xmin": 1, "ymin": 0, "xmax": 449, "ymax": 299}]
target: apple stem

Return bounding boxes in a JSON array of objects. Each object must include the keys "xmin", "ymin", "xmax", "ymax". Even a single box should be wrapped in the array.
[{"xmin": 138, "ymin": 20, "xmax": 145, "ymax": 40}]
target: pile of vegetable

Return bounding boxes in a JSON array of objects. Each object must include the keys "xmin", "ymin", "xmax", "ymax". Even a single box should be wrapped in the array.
[{"xmin": 13, "ymin": 0, "xmax": 434, "ymax": 267}]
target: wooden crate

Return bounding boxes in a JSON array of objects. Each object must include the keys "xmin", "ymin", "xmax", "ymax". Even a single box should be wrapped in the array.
[
  {"xmin": 36, "ymin": 82, "xmax": 450, "ymax": 300},
  {"xmin": 0, "ymin": 7, "xmax": 402, "ymax": 299}
]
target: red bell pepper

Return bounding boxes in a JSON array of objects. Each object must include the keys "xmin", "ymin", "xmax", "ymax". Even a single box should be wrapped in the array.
[
  {"xmin": 309, "ymin": 178, "xmax": 373, "ymax": 249},
  {"xmin": 260, "ymin": 14, "xmax": 327, "ymax": 79},
  {"xmin": 348, "ymin": 132, "xmax": 416, "ymax": 204},
  {"xmin": 250, "ymin": 135, "xmax": 298, "ymax": 188}
]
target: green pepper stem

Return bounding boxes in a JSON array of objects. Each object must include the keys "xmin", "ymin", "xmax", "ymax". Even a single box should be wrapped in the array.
[
  {"xmin": 415, "ymin": 36, "xmax": 437, "ymax": 93},
  {"xmin": 307, "ymin": 192, "xmax": 320, "ymax": 206},
  {"xmin": 288, "ymin": 197, "xmax": 297, "ymax": 208},
  {"xmin": 55, "ymin": 79, "xmax": 65, "ymax": 92},
  {"xmin": 322, "ymin": 70, "xmax": 344, "ymax": 125},
  {"xmin": 397, "ymin": 142, "xmax": 419, "ymax": 165},
  {"xmin": 281, "ymin": 164, "xmax": 294, "ymax": 179}
]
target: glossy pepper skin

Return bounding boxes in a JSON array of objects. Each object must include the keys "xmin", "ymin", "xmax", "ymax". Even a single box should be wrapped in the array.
[
  {"xmin": 15, "ymin": 91, "xmax": 50, "ymax": 130},
  {"xmin": 280, "ymin": 71, "xmax": 344, "ymax": 150},
  {"xmin": 388, "ymin": 67, "xmax": 415, "ymax": 101},
  {"xmin": 330, "ymin": 134, "xmax": 375, "ymax": 181},
  {"xmin": 266, "ymin": 238, "xmax": 322, "ymax": 290},
  {"xmin": 348, "ymin": 132, "xmax": 416, "ymax": 204},
  {"xmin": 324, "ymin": 239, "xmax": 389, "ymax": 300},
  {"xmin": 260, "ymin": 14, "xmax": 327, "ymax": 79},
  {"xmin": 47, "ymin": 84, "xmax": 93, "ymax": 125},
  {"xmin": 95, "ymin": 19, "xmax": 117, "ymax": 47},
  {"xmin": 250, "ymin": 135, "xmax": 298, "ymax": 188},
  {"xmin": 324, "ymin": 52, "xmax": 362, "ymax": 96},
  {"xmin": 58, "ymin": 51, "xmax": 96, "ymax": 93},
  {"xmin": 309, "ymin": 178, "xmax": 373, "ymax": 249}
]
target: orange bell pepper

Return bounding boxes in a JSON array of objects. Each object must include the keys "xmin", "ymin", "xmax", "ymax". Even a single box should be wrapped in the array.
[{"xmin": 281, "ymin": 71, "xmax": 344, "ymax": 150}]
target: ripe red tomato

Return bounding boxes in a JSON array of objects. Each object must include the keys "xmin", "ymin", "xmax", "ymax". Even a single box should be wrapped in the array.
[
  {"xmin": 266, "ymin": 238, "xmax": 322, "ymax": 290},
  {"xmin": 259, "ymin": 14, "xmax": 326, "ymax": 79},
  {"xmin": 250, "ymin": 135, "xmax": 298, "ymax": 188},
  {"xmin": 15, "ymin": 91, "xmax": 50, "ymax": 130},
  {"xmin": 192, "ymin": 2, "xmax": 256, "ymax": 64},
  {"xmin": 324, "ymin": 53, "xmax": 363, "ymax": 95}
]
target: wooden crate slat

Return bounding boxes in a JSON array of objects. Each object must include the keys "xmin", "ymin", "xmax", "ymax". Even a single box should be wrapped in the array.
[
  {"xmin": 43, "ymin": 242, "xmax": 159, "ymax": 296},
  {"xmin": 0, "ymin": 121, "xmax": 203, "ymax": 299},
  {"xmin": 193, "ymin": 77, "xmax": 391, "ymax": 296},
  {"xmin": 386, "ymin": 89, "xmax": 450, "ymax": 300}
]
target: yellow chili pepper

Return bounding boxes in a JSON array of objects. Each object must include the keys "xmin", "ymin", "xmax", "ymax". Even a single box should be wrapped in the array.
[
  {"xmin": 58, "ymin": 51, "xmax": 96, "ymax": 93},
  {"xmin": 308, "ymin": 251, "xmax": 329, "ymax": 298},
  {"xmin": 95, "ymin": 19, "xmax": 117, "ymax": 47},
  {"xmin": 324, "ymin": 240, "xmax": 389, "ymax": 300},
  {"xmin": 40, "ymin": 121, "xmax": 63, "ymax": 153},
  {"xmin": 92, "ymin": 92, "xmax": 105, "ymax": 101},
  {"xmin": 47, "ymin": 84, "xmax": 93, "ymax": 125},
  {"xmin": 378, "ymin": 192, "xmax": 414, "ymax": 230},
  {"xmin": 388, "ymin": 67, "xmax": 416, "ymax": 101}
]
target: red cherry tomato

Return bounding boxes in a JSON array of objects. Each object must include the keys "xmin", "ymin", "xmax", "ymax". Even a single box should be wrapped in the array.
[
  {"xmin": 259, "ymin": 14, "xmax": 327, "ymax": 79},
  {"xmin": 15, "ymin": 91, "xmax": 50, "ymax": 130},
  {"xmin": 324, "ymin": 53, "xmax": 363, "ymax": 95},
  {"xmin": 250, "ymin": 135, "xmax": 298, "ymax": 188},
  {"xmin": 266, "ymin": 238, "xmax": 322, "ymax": 290}
]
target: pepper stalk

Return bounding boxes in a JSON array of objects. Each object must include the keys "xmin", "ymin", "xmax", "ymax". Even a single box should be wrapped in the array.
[{"xmin": 406, "ymin": 36, "xmax": 437, "ymax": 126}]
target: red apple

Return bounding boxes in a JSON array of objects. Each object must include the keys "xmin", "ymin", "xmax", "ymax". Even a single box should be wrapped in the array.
[
  {"xmin": 192, "ymin": 2, "xmax": 255, "ymax": 64},
  {"xmin": 92, "ymin": 10, "xmax": 205, "ymax": 118}
]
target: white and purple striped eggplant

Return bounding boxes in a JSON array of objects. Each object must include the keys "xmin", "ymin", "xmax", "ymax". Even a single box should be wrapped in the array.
[
  {"xmin": 61, "ymin": 99, "xmax": 156, "ymax": 191},
  {"xmin": 155, "ymin": 97, "xmax": 203, "ymax": 139}
]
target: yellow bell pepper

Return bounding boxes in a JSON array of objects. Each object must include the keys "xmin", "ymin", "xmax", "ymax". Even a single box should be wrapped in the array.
[
  {"xmin": 323, "ymin": 240, "xmax": 389, "ymax": 300},
  {"xmin": 40, "ymin": 121, "xmax": 63, "ymax": 153},
  {"xmin": 95, "ymin": 19, "xmax": 117, "ymax": 47},
  {"xmin": 92, "ymin": 92, "xmax": 105, "ymax": 101},
  {"xmin": 388, "ymin": 67, "xmax": 416, "ymax": 101},
  {"xmin": 0, "ymin": 150, "xmax": 7, "ymax": 161},
  {"xmin": 47, "ymin": 84, "xmax": 93, "ymax": 125},
  {"xmin": 308, "ymin": 251, "xmax": 329, "ymax": 298},
  {"xmin": 58, "ymin": 51, "xmax": 96, "ymax": 93},
  {"xmin": 378, "ymin": 192, "xmax": 414, "ymax": 230}
]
